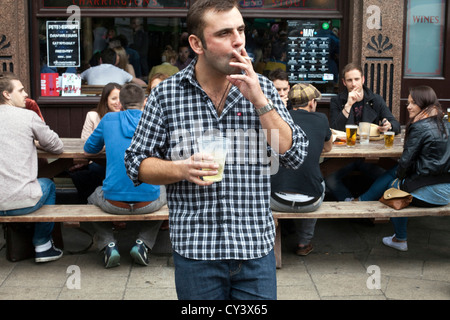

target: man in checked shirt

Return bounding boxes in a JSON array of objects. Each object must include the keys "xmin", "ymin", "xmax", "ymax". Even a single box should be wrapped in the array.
[{"xmin": 125, "ymin": 0, "xmax": 308, "ymax": 300}]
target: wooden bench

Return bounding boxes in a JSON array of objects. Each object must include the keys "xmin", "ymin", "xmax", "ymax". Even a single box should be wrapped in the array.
[{"xmin": 1, "ymin": 202, "xmax": 449, "ymax": 268}]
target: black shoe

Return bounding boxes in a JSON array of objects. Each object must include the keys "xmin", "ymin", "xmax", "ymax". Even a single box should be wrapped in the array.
[{"xmin": 35, "ymin": 243, "xmax": 63, "ymax": 263}]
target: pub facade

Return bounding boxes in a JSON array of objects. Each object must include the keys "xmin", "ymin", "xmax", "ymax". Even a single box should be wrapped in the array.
[{"xmin": 1, "ymin": 0, "xmax": 448, "ymax": 137}]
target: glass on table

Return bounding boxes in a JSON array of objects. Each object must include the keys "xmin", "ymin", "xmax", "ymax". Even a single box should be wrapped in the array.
[{"xmin": 345, "ymin": 124, "xmax": 358, "ymax": 147}]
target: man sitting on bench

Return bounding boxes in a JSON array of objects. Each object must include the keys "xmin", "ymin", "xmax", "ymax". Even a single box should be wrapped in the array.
[
  {"xmin": 84, "ymin": 83, "xmax": 166, "ymax": 268},
  {"xmin": 0, "ymin": 72, "xmax": 64, "ymax": 263}
]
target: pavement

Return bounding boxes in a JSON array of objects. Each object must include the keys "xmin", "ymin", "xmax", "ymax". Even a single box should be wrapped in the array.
[{"xmin": 1, "ymin": 213, "xmax": 450, "ymax": 301}]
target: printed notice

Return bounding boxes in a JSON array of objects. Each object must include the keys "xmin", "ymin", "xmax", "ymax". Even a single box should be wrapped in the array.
[
  {"xmin": 286, "ymin": 20, "xmax": 337, "ymax": 85},
  {"xmin": 47, "ymin": 21, "xmax": 81, "ymax": 68}
]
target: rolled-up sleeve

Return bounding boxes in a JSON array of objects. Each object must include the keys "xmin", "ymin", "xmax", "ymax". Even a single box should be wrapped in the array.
[
  {"xmin": 266, "ymin": 85, "xmax": 309, "ymax": 170},
  {"xmin": 125, "ymin": 95, "xmax": 167, "ymax": 186}
]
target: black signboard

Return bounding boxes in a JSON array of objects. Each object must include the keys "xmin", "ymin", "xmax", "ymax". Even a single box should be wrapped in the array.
[
  {"xmin": 46, "ymin": 21, "xmax": 81, "ymax": 68},
  {"xmin": 286, "ymin": 20, "xmax": 339, "ymax": 84}
]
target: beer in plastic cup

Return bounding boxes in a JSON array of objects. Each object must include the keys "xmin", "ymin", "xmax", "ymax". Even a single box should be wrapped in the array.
[
  {"xmin": 197, "ymin": 136, "xmax": 229, "ymax": 182},
  {"xmin": 400, "ymin": 125, "xmax": 406, "ymax": 143},
  {"xmin": 359, "ymin": 122, "xmax": 371, "ymax": 145},
  {"xmin": 384, "ymin": 131, "xmax": 395, "ymax": 149},
  {"xmin": 346, "ymin": 124, "xmax": 358, "ymax": 147}
]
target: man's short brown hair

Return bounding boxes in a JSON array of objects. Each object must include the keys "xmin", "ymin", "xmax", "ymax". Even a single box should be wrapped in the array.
[
  {"xmin": 342, "ymin": 63, "xmax": 363, "ymax": 80},
  {"xmin": 187, "ymin": 0, "xmax": 239, "ymax": 48},
  {"xmin": 0, "ymin": 72, "xmax": 20, "ymax": 104},
  {"xmin": 120, "ymin": 83, "xmax": 145, "ymax": 109}
]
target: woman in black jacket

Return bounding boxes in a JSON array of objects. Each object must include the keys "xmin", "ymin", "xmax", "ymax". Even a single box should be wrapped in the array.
[{"xmin": 358, "ymin": 86, "xmax": 450, "ymax": 251}]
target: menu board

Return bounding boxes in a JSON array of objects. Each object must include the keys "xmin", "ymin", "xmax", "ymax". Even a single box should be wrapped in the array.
[
  {"xmin": 286, "ymin": 20, "xmax": 335, "ymax": 84},
  {"xmin": 46, "ymin": 21, "xmax": 81, "ymax": 68}
]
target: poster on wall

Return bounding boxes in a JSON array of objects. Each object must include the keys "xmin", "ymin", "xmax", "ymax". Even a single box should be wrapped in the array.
[
  {"xmin": 46, "ymin": 21, "xmax": 81, "ymax": 68},
  {"xmin": 404, "ymin": 0, "xmax": 445, "ymax": 77},
  {"xmin": 286, "ymin": 20, "xmax": 338, "ymax": 85}
]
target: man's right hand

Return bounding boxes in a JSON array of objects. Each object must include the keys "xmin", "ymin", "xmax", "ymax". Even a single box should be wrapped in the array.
[
  {"xmin": 347, "ymin": 87, "xmax": 363, "ymax": 106},
  {"xmin": 179, "ymin": 153, "xmax": 219, "ymax": 186}
]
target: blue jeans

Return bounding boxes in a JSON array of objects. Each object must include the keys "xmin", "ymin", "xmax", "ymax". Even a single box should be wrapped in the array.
[
  {"xmin": 358, "ymin": 166, "xmax": 408, "ymax": 239},
  {"xmin": 325, "ymin": 159, "xmax": 386, "ymax": 200},
  {"xmin": 0, "ymin": 178, "xmax": 56, "ymax": 246},
  {"xmin": 173, "ymin": 250, "xmax": 277, "ymax": 300}
]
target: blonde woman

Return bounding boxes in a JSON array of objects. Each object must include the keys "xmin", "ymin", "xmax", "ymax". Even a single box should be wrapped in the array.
[
  {"xmin": 148, "ymin": 46, "xmax": 179, "ymax": 79},
  {"xmin": 113, "ymin": 46, "xmax": 136, "ymax": 78}
]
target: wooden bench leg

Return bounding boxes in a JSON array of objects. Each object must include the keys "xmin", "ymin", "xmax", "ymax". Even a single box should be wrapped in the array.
[{"xmin": 274, "ymin": 218, "xmax": 282, "ymax": 269}]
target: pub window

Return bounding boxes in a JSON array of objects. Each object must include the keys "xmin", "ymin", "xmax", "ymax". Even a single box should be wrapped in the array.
[
  {"xmin": 404, "ymin": 0, "xmax": 446, "ymax": 77},
  {"xmin": 35, "ymin": 0, "xmax": 341, "ymax": 97}
]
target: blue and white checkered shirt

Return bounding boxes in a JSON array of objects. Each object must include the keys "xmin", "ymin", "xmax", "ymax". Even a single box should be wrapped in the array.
[{"xmin": 125, "ymin": 58, "xmax": 308, "ymax": 260}]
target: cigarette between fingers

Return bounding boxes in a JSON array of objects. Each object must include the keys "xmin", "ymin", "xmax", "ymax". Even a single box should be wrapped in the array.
[{"xmin": 244, "ymin": 56, "xmax": 252, "ymax": 60}]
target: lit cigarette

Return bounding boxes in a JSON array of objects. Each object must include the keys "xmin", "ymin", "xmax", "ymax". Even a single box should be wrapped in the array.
[{"xmin": 244, "ymin": 56, "xmax": 252, "ymax": 60}]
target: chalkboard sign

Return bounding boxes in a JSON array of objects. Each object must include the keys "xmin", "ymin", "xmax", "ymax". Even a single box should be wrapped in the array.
[
  {"xmin": 286, "ymin": 20, "xmax": 339, "ymax": 85},
  {"xmin": 46, "ymin": 21, "xmax": 81, "ymax": 68}
]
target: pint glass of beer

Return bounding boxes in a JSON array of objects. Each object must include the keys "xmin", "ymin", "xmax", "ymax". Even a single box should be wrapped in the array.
[
  {"xmin": 197, "ymin": 136, "xmax": 229, "ymax": 182},
  {"xmin": 384, "ymin": 131, "xmax": 395, "ymax": 149},
  {"xmin": 345, "ymin": 125, "xmax": 358, "ymax": 147}
]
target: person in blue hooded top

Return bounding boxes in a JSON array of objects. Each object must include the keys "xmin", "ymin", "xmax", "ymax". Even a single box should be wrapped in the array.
[{"xmin": 84, "ymin": 83, "xmax": 166, "ymax": 268}]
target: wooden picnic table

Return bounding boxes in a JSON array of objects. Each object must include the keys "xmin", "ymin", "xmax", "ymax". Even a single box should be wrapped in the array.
[{"xmin": 37, "ymin": 136, "xmax": 403, "ymax": 178}]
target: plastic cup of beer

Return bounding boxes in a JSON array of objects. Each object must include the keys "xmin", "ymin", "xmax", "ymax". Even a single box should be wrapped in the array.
[
  {"xmin": 197, "ymin": 136, "xmax": 229, "ymax": 182},
  {"xmin": 400, "ymin": 125, "xmax": 406, "ymax": 143},
  {"xmin": 345, "ymin": 124, "xmax": 358, "ymax": 147},
  {"xmin": 384, "ymin": 131, "xmax": 395, "ymax": 149},
  {"xmin": 358, "ymin": 122, "xmax": 371, "ymax": 145}
]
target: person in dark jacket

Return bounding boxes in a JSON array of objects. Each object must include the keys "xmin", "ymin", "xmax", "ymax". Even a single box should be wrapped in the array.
[
  {"xmin": 271, "ymin": 83, "xmax": 333, "ymax": 256},
  {"xmin": 329, "ymin": 63, "xmax": 400, "ymax": 133},
  {"xmin": 357, "ymin": 86, "xmax": 450, "ymax": 251},
  {"xmin": 325, "ymin": 63, "xmax": 401, "ymax": 200}
]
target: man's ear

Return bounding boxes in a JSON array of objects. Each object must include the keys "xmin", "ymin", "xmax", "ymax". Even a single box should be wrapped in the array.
[
  {"xmin": 189, "ymin": 34, "xmax": 204, "ymax": 55},
  {"xmin": 2, "ymin": 90, "xmax": 10, "ymax": 102}
]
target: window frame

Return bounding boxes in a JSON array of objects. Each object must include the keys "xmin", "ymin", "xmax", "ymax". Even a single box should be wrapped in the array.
[{"xmin": 30, "ymin": 0, "xmax": 348, "ymax": 104}]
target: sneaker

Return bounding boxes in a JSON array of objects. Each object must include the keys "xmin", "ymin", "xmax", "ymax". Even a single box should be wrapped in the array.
[
  {"xmin": 130, "ymin": 239, "xmax": 149, "ymax": 266},
  {"xmin": 382, "ymin": 235, "xmax": 408, "ymax": 251},
  {"xmin": 295, "ymin": 243, "xmax": 313, "ymax": 256},
  {"xmin": 35, "ymin": 242, "xmax": 63, "ymax": 263},
  {"xmin": 104, "ymin": 242, "xmax": 120, "ymax": 268}
]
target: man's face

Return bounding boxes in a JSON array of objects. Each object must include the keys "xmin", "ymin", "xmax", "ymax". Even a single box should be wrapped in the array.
[
  {"xmin": 200, "ymin": 7, "xmax": 246, "ymax": 75},
  {"xmin": 3, "ymin": 80, "xmax": 28, "ymax": 108},
  {"xmin": 343, "ymin": 69, "xmax": 365, "ymax": 93},
  {"xmin": 273, "ymin": 79, "xmax": 290, "ymax": 101}
]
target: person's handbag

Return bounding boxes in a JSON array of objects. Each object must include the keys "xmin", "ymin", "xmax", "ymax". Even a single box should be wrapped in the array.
[
  {"xmin": 3, "ymin": 222, "xmax": 64, "ymax": 262},
  {"xmin": 379, "ymin": 188, "xmax": 413, "ymax": 210}
]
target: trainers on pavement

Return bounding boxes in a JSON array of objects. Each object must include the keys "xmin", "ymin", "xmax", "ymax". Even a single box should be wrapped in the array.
[
  {"xmin": 382, "ymin": 235, "xmax": 408, "ymax": 251},
  {"xmin": 104, "ymin": 242, "xmax": 120, "ymax": 268},
  {"xmin": 130, "ymin": 239, "xmax": 149, "ymax": 266},
  {"xmin": 35, "ymin": 242, "xmax": 63, "ymax": 263}
]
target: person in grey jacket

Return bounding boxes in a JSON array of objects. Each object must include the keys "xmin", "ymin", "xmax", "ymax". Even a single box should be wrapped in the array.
[{"xmin": 0, "ymin": 72, "xmax": 64, "ymax": 263}]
